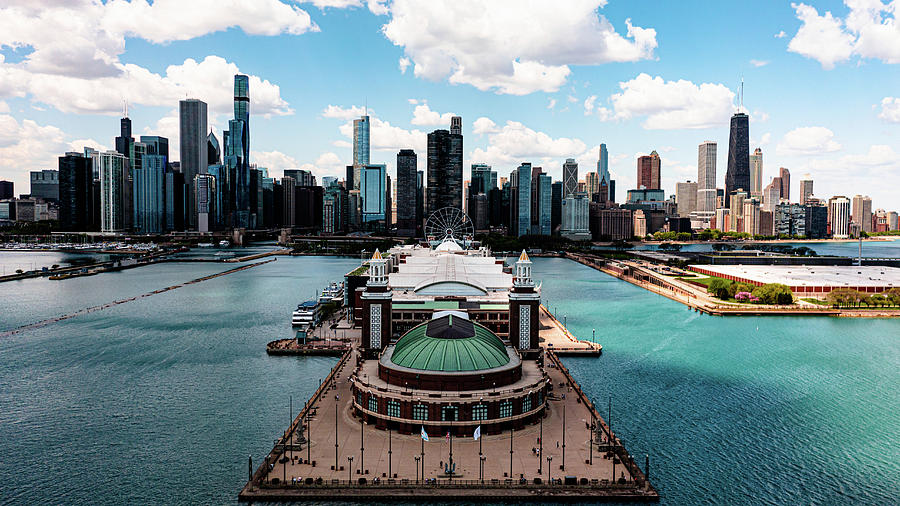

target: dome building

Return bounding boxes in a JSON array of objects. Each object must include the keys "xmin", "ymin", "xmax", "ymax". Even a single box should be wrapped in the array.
[{"xmin": 349, "ymin": 241, "xmax": 547, "ymax": 435}]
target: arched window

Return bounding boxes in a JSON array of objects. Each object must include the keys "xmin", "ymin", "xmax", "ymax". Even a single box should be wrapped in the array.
[
  {"xmin": 387, "ymin": 400, "xmax": 400, "ymax": 418},
  {"xmin": 522, "ymin": 396, "xmax": 532, "ymax": 412},
  {"xmin": 368, "ymin": 397, "xmax": 378, "ymax": 413},
  {"xmin": 413, "ymin": 404, "xmax": 428, "ymax": 421},
  {"xmin": 472, "ymin": 404, "xmax": 488, "ymax": 421},
  {"xmin": 499, "ymin": 400, "xmax": 512, "ymax": 418}
]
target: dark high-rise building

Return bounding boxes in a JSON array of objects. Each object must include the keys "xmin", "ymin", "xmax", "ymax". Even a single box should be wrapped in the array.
[
  {"xmin": 0, "ymin": 180, "xmax": 13, "ymax": 199},
  {"xmin": 551, "ymin": 181, "xmax": 562, "ymax": 233},
  {"xmin": 58, "ymin": 152, "xmax": 93, "ymax": 231},
  {"xmin": 725, "ymin": 112, "xmax": 750, "ymax": 207},
  {"xmin": 115, "ymin": 116, "xmax": 134, "ymax": 169},
  {"xmin": 416, "ymin": 170, "xmax": 424, "ymax": 236},
  {"xmin": 281, "ymin": 176, "xmax": 295, "ymax": 228},
  {"xmin": 29, "ymin": 170, "xmax": 59, "ymax": 201},
  {"xmin": 179, "ymin": 98, "xmax": 208, "ymax": 229},
  {"xmin": 450, "ymin": 116, "xmax": 462, "ymax": 135},
  {"xmin": 140, "ymin": 136, "xmax": 169, "ymax": 160},
  {"xmin": 637, "ymin": 151, "xmax": 660, "ymax": 190},
  {"xmin": 165, "ymin": 171, "xmax": 186, "ymax": 231},
  {"xmin": 208, "ymin": 131, "xmax": 221, "ymax": 166},
  {"xmin": 779, "ymin": 167, "xmax": 791, "ymax": 202},
  {"xmin": 426, "ymin": 125, "xmax": 463, "ymax": 215},
  {"xmin": 396, "ymin": 149, "xmax": 417, "ymax": 236}
]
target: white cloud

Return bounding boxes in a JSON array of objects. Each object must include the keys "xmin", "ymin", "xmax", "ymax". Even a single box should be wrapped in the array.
[
  {"xmin": 335, "ymin": 113, "xmax": 427, "ymax": 155},
  {"xmin": 0, "ymin": 114, "xmax": 70, "ymax": 192},
  {"xmin": 0, "ymin": 101, "xmax": 9, "ymax": 114},
  {"xmin": 252, "ymin": 150, "xmax": 300, "ymax": 174},
  {"xmin": 0, "ymin": 2, "xmax": 300, "ymax": 115},
  {"xmin": 749, "ymin": 59, "xmax": 769, "ymax": 67},
  {"xmin": 775, "ymin": 30, "xmax": 787, "ymax": 38},
  {"xmin": 877, "ymin": 97, "xmax": 900, "ymax": 122},
  {"xmin": 322, "ymin": 104, "xmax": 369, "ymax": 120},
  {"xmin": 472, "ymin": 117, "xmax": 499, "ymax": 135},
  {"xmin": 796, "ymin": 145, "xmax": 900, "ymax": 206},
  {"xmin": 788, "ymin": 1, "xmax": 900, "ymax": 69},
  {"xmin": 306, "ymin": 0, "xmax": 362, "ymax": 9},
  {"xmin": 776, "ymin": 126, "xmax": 842, "ymax": 155},
  {"xmin": 333, "ymin": 140, "xmax": 352, "ymax": 148},
  {"xmin": 410, "ymin": 104, "xmax": 456, "ymax": 126},
  {"xmin": 68, "ymin": 138, "xmax": 109, "ymax": 153},
  {"xmin": 380, "ymin": 0, "xmax": 657, "ymax": 95},
  {"xmin": 398, "ymin": 57, "xmax": 411, "ymax": 74},
  {"xmin": 760, "ymin": 132, "xmax": 772, "ymax": 146},
  {"xmin": 468, "ymin": 120, "xmax": 586, "ymax": 167},
  {"xmin": 547, "ymin": 98, "xmax": 557, "ymax": 110},
  {"xmin": 596, "ymin": 73, "xmax": 735, "ymax": 129},
  {"xmin": 407, "ymin": 98, "xmax": 418, "ymax": 105}
]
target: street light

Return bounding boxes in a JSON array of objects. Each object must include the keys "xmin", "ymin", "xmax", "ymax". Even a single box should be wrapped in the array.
[
  {"xmin": 348, "ymin": 456, "xmax": 353, "ymax": 481},
  {"xmin": 414, "ymin": 456, "xmax": 421, "ymax": 483},
  {"xmin": 480, "ymin": 455, "xmax": 486, "ymax": 483},
  {"xmin": 546, "ymin": 456, "xmax": 553, "ymax": 484}
]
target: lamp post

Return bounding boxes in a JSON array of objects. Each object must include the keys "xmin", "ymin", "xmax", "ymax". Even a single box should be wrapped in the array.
[
  {"xmin": 561, "ymin": 402, "xmax": 566, "ymax": 471},
  {"xmin": 415, "ymin": 456, "xmax": 420, "ymax": 483},
  {"xmin": 334, "ymin": 395, "xmax": 339, "ymax": 471},
  {"xmin": 289, "ymin": 395, "xmax": 293, "ymax": 462},
  {"xmin": 592, "ymin": 328, "xmax": 595, "ymax": 346},
  {"xmin": 538, "ymin": 411, "xmax": 543, "ymax": 475},
  {"xmin": 348, "ymin": 456, "xmax": 353, "ymax": 481},
  {"xmin": 306, "ymin": 408, "xmax": 311, "ymax": 464},
  {"xmin": 388, "ymin": 428, "xmax": 392, "ymax": 479},
  {"xmin": 480, "ymin": 455, "xmax": 486, "ymax": 483},
  {"xmin": 546, "ymin": 456, "xmax": 553, "ymax": 484},
  {"xmin": 509, "ymin": 427, "xmax": 514, "ymax": 479}
]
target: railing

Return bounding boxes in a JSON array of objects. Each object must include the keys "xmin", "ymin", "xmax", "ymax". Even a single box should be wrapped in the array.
[
  {"xmin": 259, "ymin": 478, "xmax": 642, "ymax": 490},
  {"xmin": 350, "ymin": 375, "xmax": 550, "ymax": 400},
  {"xmin": 351, "ymin": 398, "xmax": 547, "ymax": 426}
]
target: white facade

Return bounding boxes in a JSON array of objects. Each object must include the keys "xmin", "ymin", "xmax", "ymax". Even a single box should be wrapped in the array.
[
  {"xmin": 676, "ymin": 181, "xmax": 698, "ymax": 218},
  {"xmin": 829, "ymin": 196, "xmax": 851, "ymax": 238},
  {"xmin": 851, "ymin": 195, "xmax": 873, "ymax": 233},
  {"xmin": 696, "ymin": 141, "xmax": 717, "ymax": 213},
  {"xmin": 749, "ymin": 148, "xmax": 763, "ymax": 198},
  {"xmin": 560, "ymin": 194, "xmax": 590, "ymax": 240},
  {"xmin": 799, "ymin": 177, "xmax": 813, "ymax": 205},
  {"xmin": 99, "ymin": 151, "xmax": 127, "ymax": 232}
]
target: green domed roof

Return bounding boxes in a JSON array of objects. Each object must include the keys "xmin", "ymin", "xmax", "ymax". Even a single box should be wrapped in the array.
[{"xmin": 390, "ymin": 314, "xmax": 510, "ymax": 372}]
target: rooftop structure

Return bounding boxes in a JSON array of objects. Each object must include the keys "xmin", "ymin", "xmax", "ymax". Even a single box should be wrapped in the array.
[{"xmin": 690, "ymin": 264, "xmax": 900, "ymax": 296}]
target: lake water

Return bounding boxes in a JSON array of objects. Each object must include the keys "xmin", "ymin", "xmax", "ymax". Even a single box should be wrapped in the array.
[{"xmin": 0, "ymin": 255, "xmax": 897, "ymax": 504}]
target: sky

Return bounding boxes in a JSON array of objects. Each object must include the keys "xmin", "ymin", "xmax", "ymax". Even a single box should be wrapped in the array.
[{"xmin": 0, "ymin": 0, "xmax": 898, "ymax": 210}]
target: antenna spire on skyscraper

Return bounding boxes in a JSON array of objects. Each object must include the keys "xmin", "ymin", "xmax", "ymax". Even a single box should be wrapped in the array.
[{"xmin": 740, "ymin": 77, "xmax": 744, "ymax": 113}]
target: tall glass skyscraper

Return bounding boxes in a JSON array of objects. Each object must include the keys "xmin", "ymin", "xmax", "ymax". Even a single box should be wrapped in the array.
[
  {"xmin": 353, "ymin": 116, "xmax": 370, "ymax": 167},
  {"xmin": 725, "ymin": 112, "xmax": 750, "ymax": 207},
  {"xmin": 133, "ymin": 154, "xmax": 167, "ymax": 234},
  {"xmin": 396, "ymin": 149, "xmax": 417, "ymax": 236},
  {"xmin": 597, "ymin": 143, "xmax": 609, "ymax": 185},
  {"xmin": 537, "ymin": 173, "xmax": 552, "ymax": 235},
  {"xmin": 360, "ymin": 164, "xmax": 386, "ymax": 223},
  {"xmin": 58, "ymin": 152, "xmax": 93, "ymax": 232},
  {"xmin": 99, "ymin": 151, "xmax": 128, "ymax": 232},
  {"xmin": 426, "ymin": 127, "xmax": 463, "ymax": 215},
  {"xmin": 562, "ymin": 158, "xmax": 578, "ymax": 197},
  {"xmin": 179, "ymin": 98, "xmax": 208, "ymax": 229},
  {"xmin": 514, "ymin": 163, "xmax": 532, "ymax": 237}
]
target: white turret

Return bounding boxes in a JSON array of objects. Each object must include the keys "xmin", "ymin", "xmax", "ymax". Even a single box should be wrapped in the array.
[
  {"xmin": 367, "ymin": 249, "xmax": 388, "ymax": 287},
  {"xmin": 514, "ymin": 250, "xmax": 533, "ymax": 287}
]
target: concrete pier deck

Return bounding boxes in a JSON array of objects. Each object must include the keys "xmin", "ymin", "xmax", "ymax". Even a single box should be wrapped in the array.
[{"xmin": 241, "ymin": 320, "xmax": 654, "ymax": 501}]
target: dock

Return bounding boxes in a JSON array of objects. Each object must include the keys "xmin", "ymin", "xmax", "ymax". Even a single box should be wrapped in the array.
[
  {"xmin": 241, "ymin": 318, "xmax": 654, "ymax": 502},
  {"xmin": 266, "ymin": 338, "xmax": 349, "ymax": 356}
]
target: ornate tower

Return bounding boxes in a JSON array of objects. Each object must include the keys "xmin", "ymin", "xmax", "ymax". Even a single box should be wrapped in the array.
[
  {"xmin": 361, "ymin": 249, "xmax": 392, "ymax": 354},
  {"xmin": 508, "ymin": 250, "xmax": 540, "ymax": 350}
]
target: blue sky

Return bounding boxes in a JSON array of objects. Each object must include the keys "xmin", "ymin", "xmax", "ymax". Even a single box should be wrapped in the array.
[{"xmin": 1, "ymin": 0, "xmax": 898, "ymax": 209}]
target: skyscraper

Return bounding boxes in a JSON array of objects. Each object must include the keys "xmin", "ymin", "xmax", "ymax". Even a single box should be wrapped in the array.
[
  {"xmin": 115, "ymin": 116, "xmax": 134, "ymax": 170},
  {"xmin": 724, "ymin": 112, "xmax": 750, "ymax": 207},
  {"xmin": 450, "ymin": 116, "xmax": 462, "ymax": 135},
  {"xmin": 29, "ymin": 170, "xmax": 59, "ymax": 201},
  {"xmin": 799, "ymin": 176, "xmax": 813, "ymax": 205},
  {"xmin": 829, "ymin": 196, "xmax": 851, "ymax": 238},
  {"xmin": 584, "ymin": 172, "xmax": 599, "ymax": 197},
  {"xmin": 749, "ymin": 147, "xmax": 763, "ymax": 198},
  {"xmin": 133, "ymin": 154, "xmax": 167, "ymax": 234},
  {"xmin": 562, "ymin": 158, "xmax": 578, "ymax": 197},
  {"xmin": 762, "ymin": 178, "xmax": 782, "ymax": 213},
  {"xmin": 676, "ymin": 181, "xmax": 698, "ymax": 218},
  {"xmin": 426, "ymin": 124, "xmax": 463, "ymax": 215},
  {"xmin": 537, "ymin": 173, "xmax": 552, "ymax": 235},
  {"xmin": 58, "ymin": 152, "xmax": 93, "ymax": 231},
  {"xmin": 851, "ymin": 195, "xmax": 873, "ymax": 233},
  {"xmin": 0, "ymin": 180, "xmax": 13, "ymax": 200},
  {"xmin": 637, "ymin": 151, "xmax": 660, "ymax": 190},
  {"xmin": 513, "ymin": 163, "xmax": 532, "ymax": 237},
  {"xmin": 140, "ymin": 136, "xmax": 169, "ymax": 160},
  {"xmin": 179, "ymin": 98, "xmax": 208, "ymax": 229},
  {"xmin": 396, "ymin": 149, "xmax": 417, "ymax": 236},
  {"xmin": 195, "ymin": 174, "xmax": 217, "ymax": 233},
  {"xmin": 353, "ymin": 116, "xmax": 370, "ymax": 168},
  {"xmin": 779, "ymin": 167, "xmax": 790, "ymax": 202},
  {"xmin": 597, "ymin": 144, "xmax": 609, "ymax": 186},
  {"xmin": 99, "ymin": 151, "xmax": 128, "ymax": 232},
  {"xmin": 696, "ymin": 141, "xmax": 717, "ymax": 219},
  {"xmin": 360, "ymin": 164, "xmax": 386, "ymax": 224},
  {"xmin": 207, "ymin": 131, "xmax": 221, "ymax": 166}
]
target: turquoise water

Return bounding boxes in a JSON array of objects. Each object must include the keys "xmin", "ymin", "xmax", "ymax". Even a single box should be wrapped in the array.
[{"xmin": 0, "ymin": 256, "xmax": 898, "ymax": 504}]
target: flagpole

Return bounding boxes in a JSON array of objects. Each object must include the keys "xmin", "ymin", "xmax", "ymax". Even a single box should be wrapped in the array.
[
  {"xmin": 449, "ymin": 429, "xmax": 453, "ymax": 481},
  {"xmin": 421, "ymin": 428, "xmax": 425, "ymax": 481}
]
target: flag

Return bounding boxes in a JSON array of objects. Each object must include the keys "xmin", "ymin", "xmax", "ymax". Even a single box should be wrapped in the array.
[
  {"xmin": 473, "ymin": 425, "xmax": 481, "ymax": 441},
  {"xmin": 421, "ymin": 426, "xmax": 429, "ymax": 442},
  {"xmin": 446, "ymin": 431, "xmax": 450, "ymax": 442}
]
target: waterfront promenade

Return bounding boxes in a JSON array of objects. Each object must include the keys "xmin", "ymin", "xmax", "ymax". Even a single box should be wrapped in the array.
[{"xmin": 240, "ymin": 318, "xmax": 654, "ymax": 501}]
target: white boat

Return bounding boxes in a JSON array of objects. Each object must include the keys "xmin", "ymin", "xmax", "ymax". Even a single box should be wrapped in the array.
[
  {"xmin": 318, "ymin": 282, "xmax": 344, "ymax": 305},
  {"xmin": 197, "ymin": 242, "xmax": 215, "ymax": 248},
  {"xmin": 292, "ymin": 300, "xmax": 321, "ymax": 327},
  {"xmin": 219, "ymin": 240, "xmax": 230, "ymax": 247}
]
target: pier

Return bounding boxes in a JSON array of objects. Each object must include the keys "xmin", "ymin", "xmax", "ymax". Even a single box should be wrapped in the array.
[{"xmin": 240, "ymin": 317, "xmax": 654, "ymax": 502}]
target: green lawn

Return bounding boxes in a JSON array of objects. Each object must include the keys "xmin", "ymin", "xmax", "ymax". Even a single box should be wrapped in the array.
[{"xmin": 801, "ymin": 298, "xmax": 829, "ymax": 306}]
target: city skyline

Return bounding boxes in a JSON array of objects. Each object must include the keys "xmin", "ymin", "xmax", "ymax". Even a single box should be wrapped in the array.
[{"xmin": 0, "ymin": 1, "xmax": 899, "ymax": 209}]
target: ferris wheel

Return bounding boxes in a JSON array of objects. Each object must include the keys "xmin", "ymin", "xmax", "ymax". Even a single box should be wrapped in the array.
[{"xmin": 424, "ymin": 207, "xmax": 474, "ymax": 248}]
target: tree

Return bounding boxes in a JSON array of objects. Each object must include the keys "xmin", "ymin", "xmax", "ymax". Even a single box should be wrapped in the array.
[
  {"xmin": 676, "ymin": 232, "xmax": 692, "ymax": 241},
  {"xmin": 752, "ymin": 283, "xmax": 794, "ymax": 305},
  {"xmin": 728, "ymin": 281, "xmax": 756, "ymax": 298},
  {"xmin": 707, "ymin": 278, "xmax": 732, "ymax": 299}
]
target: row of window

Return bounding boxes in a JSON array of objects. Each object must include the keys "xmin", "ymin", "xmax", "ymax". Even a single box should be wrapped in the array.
[{"xmin": 358, "ymin": 392, "xmax": 543, "ymax": 421}]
